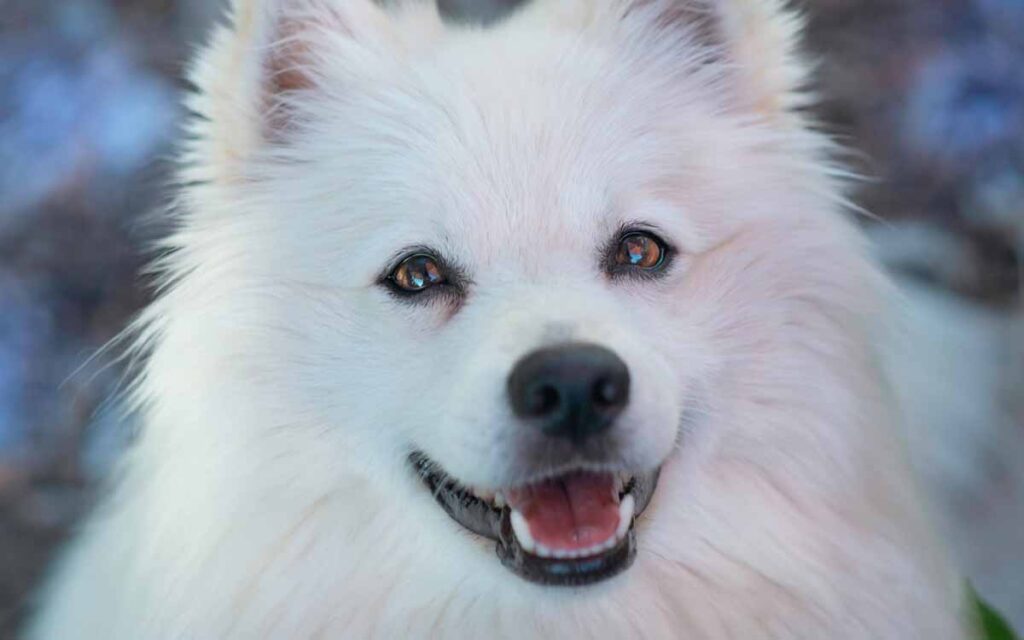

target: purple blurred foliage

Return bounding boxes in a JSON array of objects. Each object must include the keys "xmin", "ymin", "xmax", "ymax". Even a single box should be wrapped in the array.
[
  {"xmin": 0, "ymin": 0, "xmax": 195, "ymax": 634},
  {"xmin": 0, "ymin": 2, "xmax": 179, "ymax": 218},
  {"xmin": 0, "ymin": 277, "xmax": 46, "ymax": 452}
]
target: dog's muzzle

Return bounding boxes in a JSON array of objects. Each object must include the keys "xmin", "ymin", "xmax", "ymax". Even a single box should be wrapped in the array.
[{"xmin": 411, "ymin": 343, "xmax": 662, "ymax": 587}]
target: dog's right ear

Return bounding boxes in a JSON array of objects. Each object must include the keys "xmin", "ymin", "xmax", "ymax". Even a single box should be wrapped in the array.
[
  {"xmin": 190, "ymin": 0, "xmax": 423, "ymax": 180},
  {"xmin": 520, "ymin": 0, "xmax": 810, "ymax": 120}
]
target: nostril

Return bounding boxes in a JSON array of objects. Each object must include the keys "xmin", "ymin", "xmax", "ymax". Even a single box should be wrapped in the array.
[
  {"xmin": 525, "ymin": 383, "xmax": 560, "ymax": 417},
  {"xmin": 593, "ymin": 377, "xmax": 627, "ymax": 410}
]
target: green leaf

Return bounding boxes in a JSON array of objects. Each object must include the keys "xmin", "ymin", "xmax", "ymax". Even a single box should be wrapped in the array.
[{"xmin": 970, "ymin": 585, "xmax": 1018, "ymax": 640}]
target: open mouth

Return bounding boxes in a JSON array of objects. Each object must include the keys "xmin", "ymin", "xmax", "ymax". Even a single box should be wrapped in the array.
[{"xmin": 410, "ymin": 453, "xmax": 660, "ymax": 586}]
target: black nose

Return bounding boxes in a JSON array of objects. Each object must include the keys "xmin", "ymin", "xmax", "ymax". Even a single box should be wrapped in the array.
[{"xmin": 507, "ymin": 343, "xmax": 630, "ymax": 443}]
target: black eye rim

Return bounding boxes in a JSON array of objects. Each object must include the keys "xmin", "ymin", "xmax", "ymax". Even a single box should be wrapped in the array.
[
  {"xmin": 605, "ymin": 226, "xmax": 675, "ymax": 279},
  {"xmin": 380, "ymin": 247, "xmax": 467, "ymax": 301}
]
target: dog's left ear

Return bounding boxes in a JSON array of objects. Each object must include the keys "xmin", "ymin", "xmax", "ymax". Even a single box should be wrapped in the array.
[
  {"xmin": 191, "ymin": 0, "xmax": 440, "ymax": 181},
  {"xmin": 523, "ymin": 0, "xmax": 810, "ymax": 118}
]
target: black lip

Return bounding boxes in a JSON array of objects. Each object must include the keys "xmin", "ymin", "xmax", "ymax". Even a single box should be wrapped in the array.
[{"xmin": 410, "ymin": 453, "xmax": 661, "ymax": 587}]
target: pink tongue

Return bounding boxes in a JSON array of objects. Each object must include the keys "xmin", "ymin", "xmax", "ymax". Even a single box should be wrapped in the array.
[{"xmin": 506, "ymin": 472, "xmax": 620, "ymax": 551}]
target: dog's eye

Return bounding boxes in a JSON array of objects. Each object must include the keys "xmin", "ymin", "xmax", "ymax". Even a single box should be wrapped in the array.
[
  {"xmin": 614, "ymin": 232, "xmax": 667, "ymax": 271},
  {"xmin": 390, "ymin": 254, "xmax": 446, "ymax": 293}
]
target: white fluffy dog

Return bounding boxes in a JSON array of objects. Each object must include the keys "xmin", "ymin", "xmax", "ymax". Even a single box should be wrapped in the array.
[{"xmin": 30, "ymin": 0, "xmax": 971, "ymax": 637}]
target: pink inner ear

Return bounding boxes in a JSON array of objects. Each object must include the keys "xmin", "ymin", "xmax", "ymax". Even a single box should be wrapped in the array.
[
  {"xmin": 262, "ymin": 0, "xmax": 375, "ymax": 97},
  {"xmin": 266, "ymin": 5, "xmax": 344, "ymax": 90},
  {"xmin": 258, "ymin": 0, "xmax": 391, "ymax": 137},
  {"xmin": 268, "ymin": 28, "xmax": 315, "ymax": 96},
  {"xmin": 263, "ymin": 26, "xmax": 313, "ymax": 137},
  {"xmin": 261, "ymin": 4, "xmax": 349, "ymax": 136}
]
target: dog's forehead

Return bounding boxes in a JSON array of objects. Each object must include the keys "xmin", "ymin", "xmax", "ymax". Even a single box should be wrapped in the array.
[
  {"xmin": 362, "ymin": 38, "xmax": 687, "ymax": 263},
  {"xmin": 300, "ymin": 26, "xmax": 737, "ymax": 274}
]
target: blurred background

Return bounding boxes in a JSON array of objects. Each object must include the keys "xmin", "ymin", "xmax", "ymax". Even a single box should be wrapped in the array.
[{"xmin": 0, "ymin": 0, "xmax": 1020, "ymax": 636}]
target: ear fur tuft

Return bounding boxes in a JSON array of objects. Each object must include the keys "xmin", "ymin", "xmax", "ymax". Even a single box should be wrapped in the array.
[
  {"xmin": 710, "ymin": 0, "xmax": 810, "ymax": 115},
  {"xmin": 520, "ymin": 0, "xmax": 811, "ymax": 118},
  {"xmin": 187, "ymin": 0, "xmax": 419, "ymax": 180}
]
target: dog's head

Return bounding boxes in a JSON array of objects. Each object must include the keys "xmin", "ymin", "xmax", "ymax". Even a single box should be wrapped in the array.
[{"xmin": 163, "ymin": 0, "xmax": 881, "ymax": 589}]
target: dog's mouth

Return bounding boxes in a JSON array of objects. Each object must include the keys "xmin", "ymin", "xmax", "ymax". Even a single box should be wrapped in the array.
[{"xmin": 410, "ymin": 453, "xmax": 660, "ymax": 586}]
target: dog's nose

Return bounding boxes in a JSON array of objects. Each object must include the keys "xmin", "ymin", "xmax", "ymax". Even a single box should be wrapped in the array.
[{"xmin": 507, "ymin": 343, "xmax": 630, "ymax": 443}]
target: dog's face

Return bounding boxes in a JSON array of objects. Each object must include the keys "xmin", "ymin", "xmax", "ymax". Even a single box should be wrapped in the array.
[{"xmin": 181, "ymin": 0, "xmax": 870, "ymax": 588}]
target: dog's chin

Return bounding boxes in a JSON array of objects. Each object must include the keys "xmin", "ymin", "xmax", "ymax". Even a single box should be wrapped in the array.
[{"xmin": 409, "ymin": 453, "xmax": 660, "ymax": 587}]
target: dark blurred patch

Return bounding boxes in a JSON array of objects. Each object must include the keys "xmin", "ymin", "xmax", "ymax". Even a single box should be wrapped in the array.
[
  {"xmin": 807, "ymin": 0, "xmax": 1024, "ymax": 236},
  {"xmin": 0, "ymin": 0, "xmax": 198, "ymax": 634},
  {"xmin": 438, "ymin": 0, "xmax": 523, "ymax": 23},
  {"xmin": 887, "ymin": 225, "xmax": 1021, "ymax": 306}
]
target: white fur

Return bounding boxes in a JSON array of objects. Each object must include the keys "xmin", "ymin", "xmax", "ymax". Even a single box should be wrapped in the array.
[{"xmin": 30, "ymin": 0, "xmax": 969, "ymax": 637}]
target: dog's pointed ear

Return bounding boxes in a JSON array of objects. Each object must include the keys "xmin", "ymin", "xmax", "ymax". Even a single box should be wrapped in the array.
[
  {"xmin": 699, "ymin": 0, "xmax": 809, "ymax": 115},
  {"xmin": 191, "ymin": 0, "xmax": 416, "ymax": 179},
  {"xmin": 523, "ymin": 0, "xmax": 809, "ymax": 118}
]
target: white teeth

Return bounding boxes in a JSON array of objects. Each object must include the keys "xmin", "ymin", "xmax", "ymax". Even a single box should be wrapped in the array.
[
  {"xmin": 534, "ymin": 534, "xmax": 627, "ymax": 559},
  {"xmin": 494, "ymin": 491, "xmax": 506, "ymax": 509},
  {"xmin": 612, "ymin": 474, "xmax": 623, "ymax": 499},
  {"xmin": 533, "ymin": 543, "xmax": 573, "ymax": 559},
  {"xmin": 510, "ymin": 510, "xmax": 536, "ymax": 554},
  {"xmin": 512, "ymin": 493, "xmax": 637, "ymax": 560},
  {"xmin": 616, "ymin": 494, "xmax": 635, "ymax": 541}
]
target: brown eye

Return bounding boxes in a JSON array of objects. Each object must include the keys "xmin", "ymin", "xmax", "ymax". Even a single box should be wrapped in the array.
[
  {"xmin": 390, "ymin": 254, "xmax": 446, "ymax": 293},
  {"xmin": 615, "ymin": 232, "xmax": 666, "ymax": 270}
]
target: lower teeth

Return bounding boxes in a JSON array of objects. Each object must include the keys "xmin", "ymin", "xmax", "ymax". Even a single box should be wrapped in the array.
[{"xmin": 508, "ymin": 492, "xmax": 636, "ymax": 560}]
